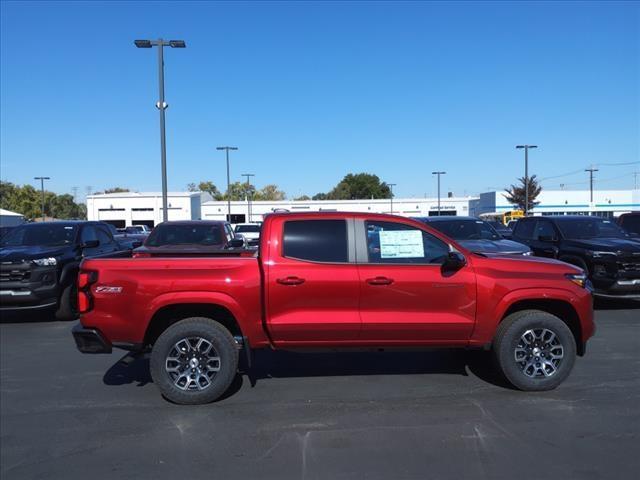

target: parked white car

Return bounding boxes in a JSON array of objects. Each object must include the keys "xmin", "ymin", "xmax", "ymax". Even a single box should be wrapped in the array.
[{"xmin": 234, "ymin": 223, "xmax": 261, "ymax": 246}]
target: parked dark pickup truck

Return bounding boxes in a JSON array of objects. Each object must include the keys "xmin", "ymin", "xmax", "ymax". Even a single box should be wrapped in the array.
[
  {"xmin": 73, "ymin": 212, "xmax": 594, "ymax": 404},
  {"xmin": 512, "ymin": 215, "xmax": 640, "ymax": 299},
  {"xmin": 0, "ymin": 221, "xmax": 131, "ymax": 319}
]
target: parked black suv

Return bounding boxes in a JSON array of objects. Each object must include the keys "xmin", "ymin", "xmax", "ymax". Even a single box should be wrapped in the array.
[
  {"xmin": 512, "ymin": 215, "xmax": 640, "ymax": 299},
  {"xmin": 0, "ymin": 221, "xmax": 130, "ymax": 319}
]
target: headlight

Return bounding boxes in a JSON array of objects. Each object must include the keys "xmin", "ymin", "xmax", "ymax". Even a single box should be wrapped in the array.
[
  {"xmin": 565, "ymin": 273, "xmax": 588, "ymax": 288},
  {"xmin": 32, "ymin": 257, "xmax": 57, "ymax": 266},
  {"xmin": 522, "ymin": 251, "xmax": 533, "ymax": 256},
  {"xmin": 586, "ymin": 250, "xmax": 617, "ymax": 258}
]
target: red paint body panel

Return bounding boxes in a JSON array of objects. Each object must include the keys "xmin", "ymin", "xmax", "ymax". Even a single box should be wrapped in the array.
[{"xmin": 79, "ymin": 212, "xmax": 595, "ymax": 352}]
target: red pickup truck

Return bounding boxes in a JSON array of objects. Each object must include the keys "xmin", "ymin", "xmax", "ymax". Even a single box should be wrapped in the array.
[{"xmin": 72, "ymin": 213, "xmax": 595, "ymax": 404}]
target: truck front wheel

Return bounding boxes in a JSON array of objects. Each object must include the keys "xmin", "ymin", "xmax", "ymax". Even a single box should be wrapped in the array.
[
  {"xmin": 150, "ymin": 317, "xmax": 239, "ymax": 405},
  {"xmin": 493, "ymin": 310, "xmax": 576, "ymax": 391}
]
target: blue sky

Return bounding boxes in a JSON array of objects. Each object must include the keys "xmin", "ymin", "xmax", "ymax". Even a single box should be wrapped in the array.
[{"xmin": 1, "ymin": 1, "xmax": 638, "ymax": 199}]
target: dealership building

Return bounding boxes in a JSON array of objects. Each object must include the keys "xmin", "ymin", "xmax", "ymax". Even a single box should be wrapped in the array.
[
  {"xmin": 470, "ymin": 189, "xmax": 640, "ymax": 219},
  {"xmin": 86, "ymin": 189, "xmax": 639, "ymax": 227}
]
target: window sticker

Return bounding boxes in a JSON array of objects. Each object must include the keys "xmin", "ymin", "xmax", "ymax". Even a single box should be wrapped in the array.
[{"xmin": 379, "ymin": 230, "xmax": 424, "ymax": 258}]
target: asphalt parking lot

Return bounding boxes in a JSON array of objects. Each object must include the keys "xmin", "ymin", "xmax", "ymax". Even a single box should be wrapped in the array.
[{"xmin": 1, "ymin": 305, "xmax": 639, "ymax": 480}]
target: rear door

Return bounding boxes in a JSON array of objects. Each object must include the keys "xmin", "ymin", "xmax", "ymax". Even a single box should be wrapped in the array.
[
  {"xmin": 265, "ymin": 217, "xmax": 361, "ymax": 345},
  {"xmin": 356, "ymin": 218, "xmax": 477, "ymax": 344}
]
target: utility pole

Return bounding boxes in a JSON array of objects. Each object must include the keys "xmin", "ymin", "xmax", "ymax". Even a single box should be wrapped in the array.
[
  {"xmin": 217, "ymin": 146, "xmax": 238, "ymax": 222},
  {"xmin": 633, "ymin": 172, "xmax": 639, "ymax": 190},
  {"xmin": 516, "ymin": 145, "xmax": 538, "ymax": 216},
  {"xmin": 432, "ymin": 171, "xmax": 446, "ymax": 215},
  {"xmin": 71, "ymin": 186, "xmax": 78, "ymax": 203},
  {"xmin": 388, "ymin": 183, "xmax": 396, "ymax": 214},
  {"xmin": 585, "ymin": 166, "xmax": 598, "ymax": 203},
  {"xmin": 135, "ymin": 38, "xmax": 186, "ymax": 222},
  {"xmin": 242, "ymin": 173, "xmax": 255, "ymax": 223},
  {"xmin": 34, "ymin": 177, "xmax": 50, "ymax": 222}
]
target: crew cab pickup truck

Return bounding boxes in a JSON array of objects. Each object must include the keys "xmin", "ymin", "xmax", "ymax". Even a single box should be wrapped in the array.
[{"xmin": 72, "ymin": 213, "xmax": 595, "ymax": 404}]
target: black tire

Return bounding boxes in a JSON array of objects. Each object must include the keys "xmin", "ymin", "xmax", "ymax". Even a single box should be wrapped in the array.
[
  {"xmin": 493, "ymin": 310, "xmax": 576, "ymax": 391},
  {"xmin": 55, "ymin": 283, "xmax": 77, "ymax": 321},
  {"xmin": 150, "ymin": 317, "xmax": 239, "ymax": 405}
]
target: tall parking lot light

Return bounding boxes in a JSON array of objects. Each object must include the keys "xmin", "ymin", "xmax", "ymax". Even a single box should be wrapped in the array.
[
  {"xmin": 515, "ymin": 145, "xmax": 538, "ymax": 216},
  {"xmin": 135, "ymin": 38, "xmax": 186, "ymax": 222},
  {"xmin": 388, "ymin": 183, "xmax": 396, "ymax": 213},
  {"xmin": 242, "ymin": 173, "xmax": 255, "ymax": 222},
  {"xmin": 432, "ymin": 171, "xmax": 446, "ymax": 215},
  {"xmin": 34, "ymin": 176, "xmax": 50, "ymax": 222},
  {"xmin": 217, "ymin": 146, "xmax": 238, "ymax": 222}
]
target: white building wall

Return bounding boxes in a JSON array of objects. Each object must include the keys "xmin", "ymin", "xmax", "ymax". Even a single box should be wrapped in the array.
[
  {"xmin": 201, "ymin": 197, "xmax": 476, "ymax": 222},
  {"xmin": 470, "ymin": 189, "xmax": 640, "ymax": 217},
  {"xmin": 87, "ymin": 192, "xmax": 211, "ymax": 226}
]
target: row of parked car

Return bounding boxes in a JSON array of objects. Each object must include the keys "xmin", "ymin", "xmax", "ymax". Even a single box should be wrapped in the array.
[
  {"xmin": 1, "ymin": 212, "xmax": 638, "ymax": 322},
  {"xmin": 411, "ymin": 213, "xmax": 640, "ymax": 299},
  {"xmin": 0, "ymin": 219, "xmax": 262, "ymax": 320}
]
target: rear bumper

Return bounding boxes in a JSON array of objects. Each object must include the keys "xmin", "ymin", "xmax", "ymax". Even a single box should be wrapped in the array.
[{"xmin": 72, "ymin": 323, "xmax": 112, "ymax": 353}]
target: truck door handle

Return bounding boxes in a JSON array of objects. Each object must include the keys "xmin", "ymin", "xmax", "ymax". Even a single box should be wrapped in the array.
[
  {"xmin": 366, "ymin": 276, "xmax": 394, "ymax": 285},
  {"xmin": 277, "ymin": 276, "xmax": 305, "ymax": 286}
]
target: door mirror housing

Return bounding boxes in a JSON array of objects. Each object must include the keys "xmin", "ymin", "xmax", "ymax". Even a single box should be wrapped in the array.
[
  {"xmin": 81, "ymin": 240, "xmax": 100, "ymax": 249},
  {"xmin": 226, "ymin": 238, "xmax": 245, "ymax": 249},
  {"xmin": 443, "ymin": 251, "xmax": 466, "ymax": 270}
]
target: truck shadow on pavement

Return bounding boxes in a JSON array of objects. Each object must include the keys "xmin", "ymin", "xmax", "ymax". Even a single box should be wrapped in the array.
[{"xmin": 102, "ymin": 348, "xmax": 513, "ymax": 400}]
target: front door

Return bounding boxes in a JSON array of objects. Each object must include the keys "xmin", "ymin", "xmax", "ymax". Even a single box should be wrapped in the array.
[
  {"xmin": 357, "ymin": 219, "xmax": 476, "ymax": 344},
  {"xmin": 266, "ymin": 217, "xmax": 361, "ymax": 345}
]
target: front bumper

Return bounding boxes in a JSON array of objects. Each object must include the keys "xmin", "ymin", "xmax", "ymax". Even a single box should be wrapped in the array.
[
  {"xmin": 0, "ymin": 264, "xmax": 59, "ymax": 310},
  {"xmin": 72, "ymin": 323, "xmax": 112, "ymax": 353},
  {"xmin": 593, "ymin": 278, "xmax": 640, "ymax": 300}
]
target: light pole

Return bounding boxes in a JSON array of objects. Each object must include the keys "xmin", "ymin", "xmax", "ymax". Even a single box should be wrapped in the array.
[
  {"xmin": 432, "ymin": 171, "xmax": 446, "ymax": 215},
  {"xmin": 388, "ymin": 183, "xmax": 396, "ymax": 213},
  {"xmin": 516, "ymin": 145, "xmax": 538, "ymax": 216},
  {"xmin": 135, "ymin": 38, "xmax": 186, "ymax": 222},
  {"xmin": 242, "ymin": 173, "xmax": 255, "ymax": 222},
  {"xmin": 217, "ymin": 146, "xmax": 238, "ymax": 222},
  {"xmin": 585, "ymin": 166, "xmax": 598, "ymax": 204},
  {"xmin": 34, "ymin": 177, "xmax": 50, "ymax": 222}
]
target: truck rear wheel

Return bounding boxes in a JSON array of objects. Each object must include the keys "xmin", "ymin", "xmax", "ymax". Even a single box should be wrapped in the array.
[
  {"xmin": 493, "ymin": 310, "xmax": 576, "ymax": 391},
  {"xmin": 150, "ymin": 317, "xmax": 239, "ymax": 405}
]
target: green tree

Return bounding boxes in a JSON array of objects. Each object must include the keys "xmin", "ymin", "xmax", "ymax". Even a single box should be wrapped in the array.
[
  {"xmin": 323, "ymin": 173, "xmax": 391, "ymax": 200},
  {"xmin": 197, "ymin": 181, "xmax": 223, "ymax": 200},
  {"xmin": 312, "ymin": 192, "xmax": 328, "ymax": 201},
  {"xmin": 0, "ymin": 181, "xmax": 87, "ymax": 220},
  {"xmin": 255, "ymin": 184, "xmax": 286, "ymax": 201},
  {"xmin": 294, "ymin": 195, "xmax": 311, "ymax": 201},
  {"xmin": 94, "ymin": 187, "xmax": 130, "ymax": 194},
  {"xmin": 503, "ymin": 175, "xmax": 542, "ymax": 212}
]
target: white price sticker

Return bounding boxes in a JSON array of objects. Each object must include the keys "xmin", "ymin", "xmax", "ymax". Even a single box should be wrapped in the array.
[{"xmin": 379, "ymin": 230, "xmax": 424, "ymax": 259}]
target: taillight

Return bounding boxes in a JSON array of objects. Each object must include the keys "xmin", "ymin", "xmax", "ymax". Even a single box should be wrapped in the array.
[{"xmin": 77, "ymin": 270, "xmax": 98, "ymax": 313}]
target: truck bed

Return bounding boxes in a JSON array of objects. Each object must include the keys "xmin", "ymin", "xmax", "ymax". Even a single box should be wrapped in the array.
[{"xmin": 80, "ymin": 256, "xmax": 266, "ymax": 347}]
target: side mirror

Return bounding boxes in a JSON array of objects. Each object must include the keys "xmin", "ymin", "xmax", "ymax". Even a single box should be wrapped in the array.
[
  {"xmin": 226, "ymin": 238, "xmax": 245, "ymax": 249},
  {"xmin": 443, "ymin": 251, "xmax": 466, "ymax": 270},
  {"xmin": 538, "ymin": 235, "xmax": 557, "ymax": 243},
  {"xmin": 82, "ymin": 240, "xmax": 99, "ymax": 249}
]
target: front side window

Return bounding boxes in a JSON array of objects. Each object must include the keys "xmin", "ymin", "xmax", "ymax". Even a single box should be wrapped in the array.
[
  {"xmin": 514, "ymin": 219, "xmax": 536, "ymax": 240},
  {"xmin": 534, "ymin": 220, "xmax": 557, "ymax": 240},
  {"xmin": 366, "ymin": 221, "xmax": 449, "ymax": 264},
  {"xmin": 283, "ymin": 220, "xmax": 348, "ymax": 263},
  {"xmin": 80, "ymin": 226, "xmax": 98, "ymax": 243}
]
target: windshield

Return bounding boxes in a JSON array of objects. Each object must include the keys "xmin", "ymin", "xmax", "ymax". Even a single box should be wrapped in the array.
[
  {"xmin": 145, "ymin": 224, "xmax": 224, "ymax": 247},
  {"xmin": 556, "ymin": 218, "xmax": 629, "ymax": 239},
  {"xmin": 235, "ymin": 225, "xmax": 261, "ymax": 233},
  {"xmin": 0, "ymin": 224, "xmax": 78, "ymax": 247},
  {"xmin": 428, "ymin": 219, "xmax": 501, "ymax": 240}
]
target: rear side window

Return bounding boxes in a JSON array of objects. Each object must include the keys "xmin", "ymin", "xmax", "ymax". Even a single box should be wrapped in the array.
[
  {"xmin": 513, "ymin": 219, "xmax": 536, "ymax": 240},
  {"xmin": 283, "ymin": 220, "xmax": 348, "ymax": 263}
]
